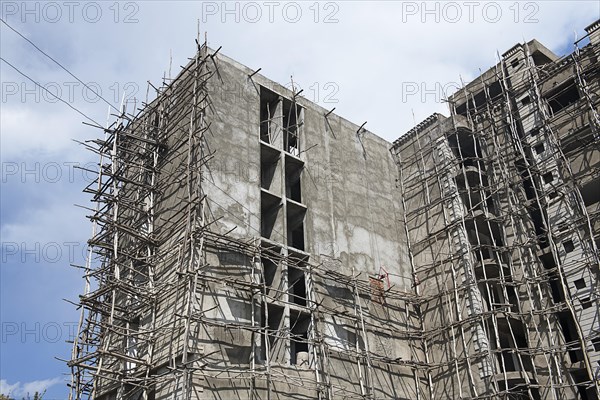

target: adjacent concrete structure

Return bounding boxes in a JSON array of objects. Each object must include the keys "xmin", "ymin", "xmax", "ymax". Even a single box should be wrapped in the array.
[{"xmin": 70, "ymin": 20, "xmax": 600, "ymax": 400}]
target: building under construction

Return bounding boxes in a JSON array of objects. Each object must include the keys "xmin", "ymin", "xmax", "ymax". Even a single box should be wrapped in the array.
[{"xmin": 69, "ymin": 20, "xmax": 600, "ymax": 400}]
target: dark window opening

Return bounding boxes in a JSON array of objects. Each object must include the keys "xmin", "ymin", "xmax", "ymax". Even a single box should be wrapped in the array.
[
  {"xmin": 522, "ymin": 177, "xmax": 537, "ymax": 200},
  {"xmin": 287, "ymin": 201, "xmax": 306, "ymax": 251},
  {"xmin": 488, "ymin": 81, "xmax": 502, "ymax": 101},
  {"xmin": 260, "ymin": 304, "xmax": 285, "ymax": 363},
  {"xmin": 507, "ymin": 286, "xmax": 519, "ymax": 311},
  {"xmin": 289, "ymin": 223, "xmax": 305, "ymax": 251},
  {"xmin": 561, "ymin": 128, "xmax": 594, "ymax": 155},
  {"xmin": 262, "ymin": 257, "xmax": 278, "ymax": 289},
  {"xmin": 287, "ymin": 177, "xmax": 301, "ymax": 202},
  {"xmin": 592, "ymin": 337, "xmax": 600, "ymax": 352},
  {"xmin": 261, "ymin": 191, "xmax": 282, "ymax": 240},
  {"xmin": 491, "ymin": 319, "xmax": 533, "ymax": 373},
  {"xmin": 282, "ymin": 98, "xmax": 302, "ymax": 155},
  {"xmin": 581, "ymin": 177, "xmax": 600, "ymax": 207},
  {"xmin": 548, "ymin": 191, "xmax": 558, "ymax": 200},
  {"xmin": 290, "ymin": 311, "xmax": 310, "ymax": 365},
  {"xmin": 454, "ymin": 90, "xmax": 487, "ymax": 115},
  {"xmin": 531, "ymin": 50, "xmax": 554, "ymax": 67},
  {"xmin": 261, "ymin": 143, "xmax": 281, "ymax": 192},
  {"xmin": 574, "ymin": 278, "xmax": 586, "ymax": 290},
  {"xmin": 288, "ymin": 266, "xmax": 307, "ymax": 307},
  {"xmin": 521, "ymin": 95, "xmax": 531, "ymax": 106},
  {"xmin": 563, "ymin": 239, "xmax": 575, "ymax": 253},
  {"xmin": 534, "ymin": 143, "xmax": 545, "ymax": 154},
  {"xmin": 260, "ymin": 87, "xmax": 280, "ymax": 144},
  {"xmin": 571, "ymin": 363, "xmax": 593, "ymax": 400},
  {"xmin": 540, "ymin": 253, "xmax": 564, "ymax": 303},
  {"xmin": 559, "ymin": 312, "xmax": 583, "ymax": 363},
  {"xmin": 543, "ymin": 172, "xmax": 554, "ymax": 184},
  {"xmin": 448, "ymin": 129, "xmax": 483, "ymax": 162},
  {"xmin": 472, "ymin": 90, "xmax": 486, "ymax": 110},
  {"xmin": 557, "ymin": 223, "xmax": 568, "ymax": 233},
  {"xmin": 545, "ymin": 80, "xmax": 580, "ymax": 115},
  {"xmin": 581, "ymin": 297, "xmax": 592, "ymax": 309},
  {"xmin": 511, "ymin": 59, "xmax": 520, "ymax": 68},
  {"xmin": 285, "ymin": 131, "xmax": 299, "ymax": 155},
  {"xmin": 285, "ymin": 155, "xmax": 304, "ymax": 203},
  {"xmin": 529, "ymin": 208, "xmax": 548, "ymax": 247},
  {"xmin": 549, "ymin": 278, "xmax": 563, "ymax": 303},
  {"xmin": 539, "ymin": 252, "xmax": 557, "ymax": 270}
]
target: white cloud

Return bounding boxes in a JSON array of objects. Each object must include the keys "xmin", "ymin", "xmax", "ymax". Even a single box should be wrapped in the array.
[
  {"xmin": 0, "ymin": 377, "xmax": 63, "ymax": 398},
  {"xmin": 0, "ymin": 380, "xmax": 19, "ymax": 397}
]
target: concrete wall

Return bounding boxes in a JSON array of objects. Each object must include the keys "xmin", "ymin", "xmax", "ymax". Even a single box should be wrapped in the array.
[{"xmin": 95, "ymin": 48, "xmax": 419, "ymax": 399}]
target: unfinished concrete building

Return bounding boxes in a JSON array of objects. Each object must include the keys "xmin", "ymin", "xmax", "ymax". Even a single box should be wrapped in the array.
[{"xmin": 69, "ymin": 21, "xmax": 600, "ymax": 400}]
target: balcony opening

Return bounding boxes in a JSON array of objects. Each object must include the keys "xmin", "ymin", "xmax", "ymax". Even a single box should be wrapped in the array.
[
  {"xmin": 479, "ymin": 282, "xmax": 518, "ymax": 313},
  {"xmin": 260, "ymin": 87, "xmax": 280, "ymax": 144},
  {"xmin": 531, "ymin": 49, "xmax": 555, "ymax": 66},
  {"xmin": 448, "ymin": 128, "xmax": 483, "ymax": 164},
  {"xmin": 498, "ymin": 381, "xmax": 540, "ymax": 400},
  {"xmin": 290, "ymin": 310, "xmax": 310, "ymax": 366},
  {"xmin": 125, "ymin": 316, "xmax": 140, "ymax": 372},
  {"xmin": 488, "ymin": 81, "xmax": 502, "ymax": 101},
  {"xmin": 261, "ymin": 256, "xmax": 280, "ymax": 295},
  {"xmin": 260, "ymin": 304, "xmax": 285, "ymax": 363},
  {"xmin": 282, "ymin": 98, "xmax": 302, "ymax": 156},
  {"xmin": 488, "ymin": 318, "xmax": 533, "ymax": 374},
  {"xmin": 545, "ymin": 80, "xmax": 580, "ymax": 115},
  {"xmin": 287, "ymin": 200, "xmax": 306, "ymax": 251},
  {"xmin": 261, "ymin": 191, "xmax": 283, "ymax": 241},
  {"xmin": 287, "ymin": 175, "xmax": 301, "ymax": 203},
  {"xmin": 549, "ymin": 278, "xmax": 563, "ymax": 303},
  {"xmin": 288, "ymin": 266, "xmax": 307, "ymax": 307},
  {"xmin": 581, "ymin": 177, "xmax": 600, "ymax": 206},
  {"xmin": 559, "ymin": 312, "xmax": 583, "ymax": 363},
  {"xmin": 455, "ymin": 101, "xmax": 468, "ymax": 116},
  {"xmin": 571, "ymin": 368, "xmax": 595, "ymax": 400},
  {"xmin": 261, "ymin": 142, "xmax": 281, "ymax": 192},
  {"xmin": 285, "ymin": 155, "xmax": 304, "ymax": 203}
]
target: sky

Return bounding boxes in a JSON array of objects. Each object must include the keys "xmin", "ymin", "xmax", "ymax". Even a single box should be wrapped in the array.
[{"xmin": 0, "ymin": 1, "xmax": 599, "ymax": 398}]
